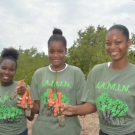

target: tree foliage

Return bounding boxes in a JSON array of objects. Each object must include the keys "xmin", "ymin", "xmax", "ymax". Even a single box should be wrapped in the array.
[
  {"xmin": 67, "ymin": 25, "xmax": 110, "ymax": 77},
  {"xmin": 14, "ymin": 46, "xmax": 50, "ymax": 84}
]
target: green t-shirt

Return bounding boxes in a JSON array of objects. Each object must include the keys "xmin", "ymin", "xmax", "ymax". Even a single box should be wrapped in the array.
[
  {"xmin": 30, "ymin": 65, "xmax": 85, "ymax": 135},
  {"xmin": 81, "ymin": 63, "xmax": 135, "ymax": 135},
  {"xmin": 0, "ymin": 81, "xmax": 27, "ymax": 135}
]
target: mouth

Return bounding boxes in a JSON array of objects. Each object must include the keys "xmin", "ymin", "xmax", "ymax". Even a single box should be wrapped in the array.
[
  {"xmin": 110, "ymin": 52, "xmax": 119, "ymax": 56},
  {"xmin": 2, "ymin": 76, "xmax": 10, "ymax": 80},
  {"xmin": 52, "ymin": 59, "xmax": 60, "ymax": 62}
]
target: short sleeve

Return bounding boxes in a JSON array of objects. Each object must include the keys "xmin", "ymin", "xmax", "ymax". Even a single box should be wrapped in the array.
[
  {"xmin": 74, "ymin": 67, "xmax": 86, "ymax": 104},
  {"xmin": 30, "ymin": 71, "xmax": 40, "ymax": 100},
  {"xmin": 81, "ymin": 68, "xmax": 96, "ymax": 105}
]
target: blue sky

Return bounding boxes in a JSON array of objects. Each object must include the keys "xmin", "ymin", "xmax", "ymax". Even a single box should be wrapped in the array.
[{"xmin": 0, "ymin": 0, "xmax": 135, "ymax": 54}]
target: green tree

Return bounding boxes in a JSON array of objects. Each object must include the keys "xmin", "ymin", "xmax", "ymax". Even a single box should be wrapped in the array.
[
  {"xmin": 67, "ymin": 25, "xmax": 110, "ymax": 77},
  {"xmin": 14, "ymin": 46, "xmax": 50, "ymax": 84}
]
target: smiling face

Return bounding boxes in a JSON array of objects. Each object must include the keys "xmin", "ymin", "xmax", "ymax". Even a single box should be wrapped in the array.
[
  {"xmin": 105, "ymin": 29, "xmax": 130, "ymax": 62},
  {"xmin": 0, "ymin": 59, "xmax": 16, "ymax": 86},
  {"xmin": 48, "ymin": 41, "xmax": 67, "ymax": 71}
]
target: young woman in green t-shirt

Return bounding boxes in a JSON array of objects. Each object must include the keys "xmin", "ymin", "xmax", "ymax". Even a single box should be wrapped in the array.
[
  {"xmin": 62, "ymin": 24, "xmax": 135, "ymax": 135},
  {"xmin": 0, "ymin": 47, "xmax": 33, "ymax": 135},
  {"xmin": 17, "ymin": 28, "xmax": 86, "ymax": 135}
]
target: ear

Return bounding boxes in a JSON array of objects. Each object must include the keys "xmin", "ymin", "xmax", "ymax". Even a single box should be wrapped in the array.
[{"xmin": 127, "ymin": 39, "xmax": 131, "ymax": 48}]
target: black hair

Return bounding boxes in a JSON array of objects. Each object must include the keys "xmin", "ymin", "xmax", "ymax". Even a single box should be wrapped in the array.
[
  {"xmin": 48, "ymin": 28, "xmax": 67, "ymax": 48},
  {"xmin": 107, "ymin": 24, "xmax": 129, "ymax": 40},
  {"xmin": 0, "ymin": 47, "xmax": 19, "ymax": 69}
]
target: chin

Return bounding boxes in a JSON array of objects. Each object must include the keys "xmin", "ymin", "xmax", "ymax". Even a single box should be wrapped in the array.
[
  {"xmin": 111, "ymin": 56, "xmax": 121, "ymax": 61},
  {"xmin": 2, "ymin": 79, "xmax": 12, "ymax": 84},
  {"xmin": 52, "ymin": 63, "xmax": 61, "ymax": 67},
  {"xmin": 112, "ymin": 58, "xmax": 122, "ymax": 61}
]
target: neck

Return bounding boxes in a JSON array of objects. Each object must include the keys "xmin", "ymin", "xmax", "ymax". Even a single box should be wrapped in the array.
[
  {"xmin": 1, "ymin": 81, "xmax": 13, "ymax": 87},
  {"xmin": 110, "ymin": 58, "xmax": 129, "ymax": 70},
  {"xmin": 51, "ymin": 63, "xmax": 66, "ymax": 71}
]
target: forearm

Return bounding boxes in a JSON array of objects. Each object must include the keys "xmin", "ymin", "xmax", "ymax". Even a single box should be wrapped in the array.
[
  {"xmin": 27, "ymin": 111, "xmax": 34, "ymax": 121},
  {"xmin": 72, "ymin": 102, "xmax": 96, "ymax": 115},
  {"xmin": 31, "ymin": 100, "xmax": 40, "ymax": 114}
]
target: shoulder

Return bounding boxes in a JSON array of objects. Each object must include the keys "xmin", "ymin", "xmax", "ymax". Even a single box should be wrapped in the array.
[
  {"xmin": 13, "ymin": 81, "xmax": 19, "ymax": 85},
  {"xmin": 10, "ymin": 81, "xmax": 20, "ymax": 88},
  {"xmin": 87, "ymin": 63, "xmax": 107, "ymax": 78},
  {"xmin": 32, "ymin": 66, "xmax": 48, "ymax": 79},
  {"xmin": 34, "ymin": 67, "xmax": 48, "ymax": 75},
  {"xmin": 67, "ymin": 65, "xmax": 85, "ymax": 78},
  {"xmin": 67, "ymin": 65, "xmax": 84, "ymax": 75},
  {"xmin": 129, "ymin": 63, "xmax": 135, "ymax": 69},
  {"xmin": 91, "ymin": 63, "xmax": 107, "ymax": 72},
  {"xmin": 68, "ymin": 65, "xmax": 83, "ymax": 72}
]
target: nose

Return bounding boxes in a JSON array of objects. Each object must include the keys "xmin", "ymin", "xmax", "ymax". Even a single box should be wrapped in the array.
[
  {"xmin": 53, "ymin": 52, "xmax": 58, "ymax": 57},
  {"xmin": 110, "ymin": 43, "xmax": 116, "ymax": 50},
  {"xmin": 4, "ymin": 69, "xmax": 10, "ymax": 74}
]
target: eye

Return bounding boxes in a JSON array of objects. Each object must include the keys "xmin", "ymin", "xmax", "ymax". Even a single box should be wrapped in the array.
[
  {"xmin": 116, "ymin": 41, "xmax": 121, "ymax": 45},
  {"xmin": 106, "ymin": 42, "xmax": 111, "ymax": 46},
  {"xmin": 49, "ymin": 50, "xmax": 54, "ymax": 54},
  {"xmin": 58, "ymin": 50, "xmax": 63, "ymax": 53},
  {"xmin": 1, "ymin": 67, "xmax": 6, "ymax": 70}
]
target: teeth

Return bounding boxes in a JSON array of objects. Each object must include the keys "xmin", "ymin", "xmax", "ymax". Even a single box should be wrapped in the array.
[
  {"xmin": 111, "ymin": 52, "xmax": 118, "ymax": 55},
  {"xmin": 3, "ymin": 76, "xmax": 9, "ymax": 79}
]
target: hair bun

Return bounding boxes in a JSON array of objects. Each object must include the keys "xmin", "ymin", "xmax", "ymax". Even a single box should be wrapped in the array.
[
  {"xmin": 53, "ymin": 28, "xmax": 63, "ymax": 35},
  {"xmin": 1, "ymin": 47, "xmax": 19, "ymax": 60}
]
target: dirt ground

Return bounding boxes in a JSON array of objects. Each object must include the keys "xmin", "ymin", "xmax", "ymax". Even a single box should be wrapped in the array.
[{"xmin": 27, "ymin": 112, "xmax": 99, "ymax": 135}]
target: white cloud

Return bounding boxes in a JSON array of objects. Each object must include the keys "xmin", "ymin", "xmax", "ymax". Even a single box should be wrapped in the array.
[{"xmin": 0, "ymin": 0, "xmax": 135, "ymax": 54}]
